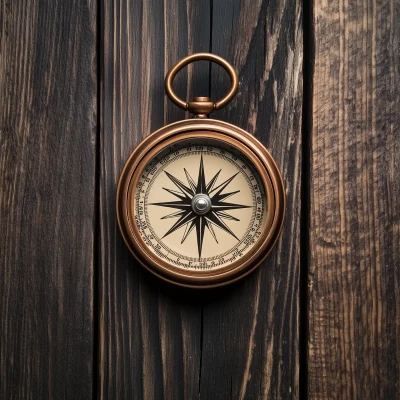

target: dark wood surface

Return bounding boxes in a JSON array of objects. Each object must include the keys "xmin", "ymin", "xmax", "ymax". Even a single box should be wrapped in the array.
[
  {"xmin": 2, "ymin": 0, "xmax": 399, "ymax": 399},
  {"xmin": 99, "ymin": 0, "xmax": 302, "ymax": 399},
  {"xmin": 0, "ymin": 1, "xmax": 97, "ymax": 399},
  {"xmin": 99, "ymin": 1, "xmax": 209, "ymax": 399},
  {"xmin": 199, "ymin": 1, "xmax": 303, "ymax": 399},
  {"xmin": 308, "ymin": 0, "xmax": 400, "ymax": 399}
]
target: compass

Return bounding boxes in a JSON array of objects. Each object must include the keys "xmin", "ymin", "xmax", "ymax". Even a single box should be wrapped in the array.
[{"xmin": 117, "ymin": 53, "xmax": 285, "ymax": 288}]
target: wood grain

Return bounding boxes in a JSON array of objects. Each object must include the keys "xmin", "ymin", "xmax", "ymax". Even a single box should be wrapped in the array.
[
  {"xmin": 0, "ymin": 1, "xmax": 97, "ymax": 399},
  {"xmin": 198, "ymin": 1, "xmax": 303, "ymax": 398},
  {"xmin": 99, "ymin": 1, "xmax": 209, "ymax": 398},
  {"xmin": 99, "ymin": 0, "xmax": 302, "ymax": 399},
  {"xmin": 2, "ymin": 0, "xmax": 399, "ymax": 397},
  {"xmin": 309, "ymin": 0, "xmax": 400, "ymax": 398}
]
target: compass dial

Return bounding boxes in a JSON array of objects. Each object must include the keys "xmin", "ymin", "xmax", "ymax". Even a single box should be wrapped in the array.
[{"xmin": 134, "ymin": 138, "xmax": 267, "ymax": 271}]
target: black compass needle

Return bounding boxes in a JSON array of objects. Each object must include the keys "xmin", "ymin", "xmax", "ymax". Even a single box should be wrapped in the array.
[
  {"xmin": 206, "ymin": 169, "xmax": 221, "ymax": 192},
  {"xmin": 164, "ymin": 171, "xmax": 194, "ymax": 197},
  {"xmin": 204, "ymin": 219, "xmax": 218, "ymax": 243},
  {"xmin": 181, "ymin": 219, "xmax": 196, "ymax": 244},
  {"xmin": 196, "ymin": 156, "xmax": 207, "ymax": 194},
  {"xmin": 195, "ymin": 216, "xmax": 206, "ymax": 258},
  {"xmin": 162, "ymin": 211, "xmax": 196, "ymax": 238},
  {"xmin": 163, "ymin": 187, "xmax": 187, "ymax": 200},
  {"xmin": 149, "ymin": 200, "xmax": 191, "ymax": 210},
  {"xmin": 150, "ymin": 155, "xmax": 250, "ymax": 259},
  {"xmin": 209, "ymin": 172, "xmax": 239, "ymax": 198},
  {"xmin": 205, "ymin": 211, "xmax": 239, "ymax": 241},
  {"xmin": 184, "ymin": 168, "xmax": 197, "ymax": 193},
  {"xmin": 214, "ymin": 211, "xmax": 240, "ymax": 222},
  {"xmin": 161, "ymin": 210, "xmax": 185, "ymax": 219},
  {"xmin": 210, "ymin": 202, "xmax": 250, "ymax": 212}
]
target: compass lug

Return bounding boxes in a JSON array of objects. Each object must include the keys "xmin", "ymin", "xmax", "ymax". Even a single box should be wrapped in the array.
[{"xmin": 187, "ymin": 97, "xmax": 214, "ymax": 118}]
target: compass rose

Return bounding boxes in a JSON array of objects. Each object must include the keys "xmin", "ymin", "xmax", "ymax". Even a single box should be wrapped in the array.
[{"xmin": 150, "ymin": 156, "xmax": 250, "ymax": 258}]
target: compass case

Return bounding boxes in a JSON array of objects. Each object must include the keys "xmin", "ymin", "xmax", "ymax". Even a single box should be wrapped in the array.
[{"xmin": 116, "ymin": 118, "xmax": 285, "ymax": 288}]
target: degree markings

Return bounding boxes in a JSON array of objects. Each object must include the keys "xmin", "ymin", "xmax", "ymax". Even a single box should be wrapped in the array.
[{"xmin": 135, "ymin": 139, "xmax": 266, "ymax": 270}]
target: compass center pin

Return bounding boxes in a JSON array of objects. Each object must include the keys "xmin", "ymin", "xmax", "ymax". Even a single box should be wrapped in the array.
[{"xmin": 191, "ymin": 194, "xmax": 212, "ymax": 215}]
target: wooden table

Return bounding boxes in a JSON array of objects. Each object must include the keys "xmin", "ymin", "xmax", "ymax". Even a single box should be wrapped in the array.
[{"xmin": 1, "ymin": 0, "xmax": 399, "ymax": 398}]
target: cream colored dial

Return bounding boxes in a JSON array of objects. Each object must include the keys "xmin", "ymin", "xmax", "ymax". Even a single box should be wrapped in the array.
[{"xmin": 134, "ymin": 138, "xmax": 267, "ymax": 270}]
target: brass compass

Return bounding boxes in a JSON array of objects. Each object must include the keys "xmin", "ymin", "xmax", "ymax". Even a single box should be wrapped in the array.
[{"xmin": 117, "ymin": 53, "xmax": 285, "ymax": 288}]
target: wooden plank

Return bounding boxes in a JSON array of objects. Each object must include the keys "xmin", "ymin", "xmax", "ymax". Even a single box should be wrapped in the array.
[
  {"xmin": 0, "ymin": 1, "xmax": 97, "ymax": 399},
  {"xmin": 197, "ymin": 1, "xmax": 303, "ymax": 399},
  {"xmin": 309, "ymin": 0, "xmax": 400, "ymax": 398},
  {"xmin": 99, "ymin": 1, "xmax": 210, "ymax": 398}
]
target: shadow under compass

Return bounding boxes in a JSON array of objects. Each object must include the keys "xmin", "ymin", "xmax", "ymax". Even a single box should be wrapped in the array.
[{"xmin": 138, "ymin": 263, "xmax": 247, "ymax": 306}]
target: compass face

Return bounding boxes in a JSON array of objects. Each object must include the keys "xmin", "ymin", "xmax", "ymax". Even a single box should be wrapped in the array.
[{"xmin": 134, "ymin": 137, "xmax": 267, "ymax": 271}]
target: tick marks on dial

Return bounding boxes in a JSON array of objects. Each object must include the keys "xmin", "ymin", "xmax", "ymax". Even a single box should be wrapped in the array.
[{"xmin": 149, "ymin": 155, "xmax": 250, "ymax": 258}]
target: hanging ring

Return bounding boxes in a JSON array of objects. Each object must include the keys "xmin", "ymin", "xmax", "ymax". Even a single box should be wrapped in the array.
[{"xmin": 165, "ymin": 53, "xmax": 239, "ymax": 115}]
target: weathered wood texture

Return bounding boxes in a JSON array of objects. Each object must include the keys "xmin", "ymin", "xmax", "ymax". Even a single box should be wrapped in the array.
[
  {"xmin": 99, "ymin": 0, "xmax": 302, "ymax": 399},
  {"xmin": 309, "ymin": 0, "xmax": 400, "ymax": 399},
  {"xmin": 99, "ymin": 1, "xmax": 209, "ymax": 399},
  {"xmin": 198, "ymin": 0, "xmax": 303, "ymax": 399},
  {"xmin": 0, "ymin": 1, "xmax": 97, "ymax": 399}
]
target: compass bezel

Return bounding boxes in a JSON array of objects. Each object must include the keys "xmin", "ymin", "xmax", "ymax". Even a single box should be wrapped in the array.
[{"xmin": 116, "ymin": 119, "xmax": 285, "ymax": 288}]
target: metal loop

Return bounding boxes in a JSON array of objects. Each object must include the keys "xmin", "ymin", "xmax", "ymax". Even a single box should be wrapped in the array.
[{"xmin": 165, "ymin": 53, "xmax": 239, "ymax": 112}]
